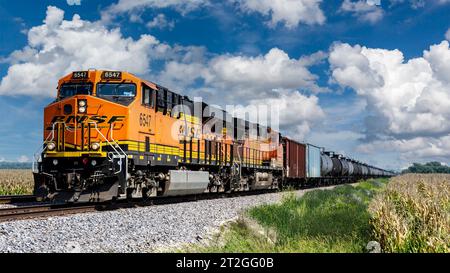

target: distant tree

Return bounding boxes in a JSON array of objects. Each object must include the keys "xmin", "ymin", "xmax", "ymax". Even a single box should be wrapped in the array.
[
  {"xmin": 402, "ymin": 162, "xmax": 450, "ymax": 174},
  {"xmin": 0, "ymin": 162, "xmax": 32, "ymax": 169}
]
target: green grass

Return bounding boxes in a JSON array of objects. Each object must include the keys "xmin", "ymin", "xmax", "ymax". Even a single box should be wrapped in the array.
[{"xmin": 189, "ymin": 179, "xmax": 388, "ymax": 253}]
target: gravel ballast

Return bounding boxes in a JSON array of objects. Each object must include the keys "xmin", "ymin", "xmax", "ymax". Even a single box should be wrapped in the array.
[{"xmin": 0, "ymin": 187, "xmax": 335, "ymax": 253}]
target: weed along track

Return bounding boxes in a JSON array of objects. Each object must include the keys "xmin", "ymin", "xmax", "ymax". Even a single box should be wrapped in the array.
[
  {"xmin": 369, "ymin": 174, "xmax": 450, "ymax": 253},
  {"xmin": 186, "ymin": 179, "xmax": 390, "ymax": 253}
]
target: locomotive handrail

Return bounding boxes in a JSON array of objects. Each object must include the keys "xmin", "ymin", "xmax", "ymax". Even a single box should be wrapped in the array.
[
  {"xmin": 88, "ymin": 121, "xmax": 127, "ymax": 175},
  {"xmin": 32, "ymin": 121, "xmax": 68, "ymax": 173},
  {"xmin": 33, "ymin": 120, "xmax": 128, "ymax": 175},
  {"xmin": 32, "ymin": 132, "xmax": 53, "ymax": 173}
]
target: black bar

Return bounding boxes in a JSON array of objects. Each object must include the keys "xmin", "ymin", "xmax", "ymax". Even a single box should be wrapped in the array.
[{"xmin": 2, "ymin": 253, "xmax": 444, "ymax": 272}]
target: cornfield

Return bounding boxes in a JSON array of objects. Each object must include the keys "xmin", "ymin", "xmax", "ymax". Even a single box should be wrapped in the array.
[
  {"xmin": 0, "ymin": 169, "xmax": 34, "ymax": 195},
  {"xmin": 369, "ymin": 174, "xmax": 450, "ymax": 253}
]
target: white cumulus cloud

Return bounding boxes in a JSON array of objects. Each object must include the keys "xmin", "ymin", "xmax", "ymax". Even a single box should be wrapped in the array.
[
  {"xmin": 252, "ymin": 89, "xmax": 325, "ymax": 140},
  {"xmin": 159, "ymin": 48, "xmax": 327, "ymax": 103},
  {"xmin": 233, "ymin": 0, "xmax": 325, "ymax": 28},
  {"xmin": 147, "ymin": 13, "xmax": 175, "ymax": 30},
  {"xmin": 329, "ymin": 39, "xmax": 450, "ymax": 160},
  {"xmin": 0, "ymin": 6, "xmax": 170, "ymax": 97},
  {"xmin": 102, "ymin": 0, "xmax": 325, "ymax": 29},
  {"xmin": 340, "ymin": 0, "xmax": 384, "ymax": 24}
]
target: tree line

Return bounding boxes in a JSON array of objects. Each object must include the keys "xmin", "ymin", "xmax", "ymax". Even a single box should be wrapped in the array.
[
  {"xmin": 402, "ymin": 162, "xmax": 450, "ymax": 174},
  {"xmin": 0, "ymin": 162, "xmax": 32, "ymax": 169}
]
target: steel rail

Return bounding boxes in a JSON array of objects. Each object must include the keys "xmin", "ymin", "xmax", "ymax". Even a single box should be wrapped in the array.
[
  {"xmin": 0, "ymin": 203, "xmax": 106, "ymax": 222},
  {"xmin": 0, "ymin": 195, "xmax": 37, "ymax": 204}
]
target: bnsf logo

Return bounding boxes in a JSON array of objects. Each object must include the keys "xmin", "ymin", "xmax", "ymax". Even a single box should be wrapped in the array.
[{"xmin": 50, "ymin": 115, "xmax": 125, "ymax": 124}]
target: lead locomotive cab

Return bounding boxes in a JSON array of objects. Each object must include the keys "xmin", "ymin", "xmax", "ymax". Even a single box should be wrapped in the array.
[{"xmin": 33, "ymin": 70, "xmax": 135, "ymax": 202}]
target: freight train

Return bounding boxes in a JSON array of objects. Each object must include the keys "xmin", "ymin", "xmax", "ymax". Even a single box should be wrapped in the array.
[{"xmin": 32, "ymin": 70, "xmax": 394, "ymax": 202}]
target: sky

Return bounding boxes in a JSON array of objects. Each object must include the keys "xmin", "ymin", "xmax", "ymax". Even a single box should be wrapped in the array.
[{"xmin": 0, "ymin": 0, "xmax": 450, "ymax": 171}]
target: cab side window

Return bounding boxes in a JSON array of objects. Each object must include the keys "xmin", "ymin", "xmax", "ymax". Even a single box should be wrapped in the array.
[{"xmin": 142, "ymin": 84, "xmax": 154, "ymax": 108}]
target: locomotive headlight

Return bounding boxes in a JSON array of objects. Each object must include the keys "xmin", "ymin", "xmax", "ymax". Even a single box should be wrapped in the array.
[
  {"xmin": 78, "ymin": 99, "xmax": 87, "ymax": 113},
  {"xmin": 47, "ymin": 142, "xmax": 56, "ymax": 151},
  {"xmin": 91, "ymin": 142, "xmax": 100, "ymax": 151},
  {"xmin": 91, "ymin": 160, "xmax": 97, "ymax": 166},
  {"xmin": 52, "ymin": 159, "xmax": 58, "ymax": 166}
]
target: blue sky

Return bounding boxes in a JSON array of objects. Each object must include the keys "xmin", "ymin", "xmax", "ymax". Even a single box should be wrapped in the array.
[{"xmin": 0, "ymin": 0, "xmax": 450, "ymax": 170}]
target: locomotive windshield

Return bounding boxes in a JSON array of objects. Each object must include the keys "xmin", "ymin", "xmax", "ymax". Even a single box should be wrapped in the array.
[
  {"xmin": 96, "ymin": 83, "xmax": 136, "ymax": 105},
  {"xmin": 59, "ymin": 83, "xmax": 92, "ymax": 99}
]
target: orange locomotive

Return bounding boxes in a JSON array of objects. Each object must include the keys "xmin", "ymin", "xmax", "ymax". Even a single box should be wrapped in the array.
[{"xmin": 33, "ymin": 70, "xmax": 283, "ymax": 202}]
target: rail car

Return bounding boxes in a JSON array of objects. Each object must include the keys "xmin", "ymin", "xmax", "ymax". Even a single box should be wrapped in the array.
[
  {"xmin": 282, "ymin": 138, "xmax": 392, "ymax": 187},
  {"xmin": 32, "ymin": 70, "xmax": 394, "ymax": 202}
]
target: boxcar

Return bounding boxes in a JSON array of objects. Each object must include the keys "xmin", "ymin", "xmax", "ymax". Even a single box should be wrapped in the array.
[
  {"xmin": 283, "ymin": 137, "xmax": 306, "ymax": 180},
  {"xmin": 307, "ymin": 144, "xmax": 321, "ymax": 178}
]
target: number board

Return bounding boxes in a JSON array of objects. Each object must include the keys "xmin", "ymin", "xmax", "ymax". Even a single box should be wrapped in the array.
[
  {"xmin": 72, "ymin": 71, "xmax": 88, "ymax": 79},
  {"xmin": 101, "ymin": 71, "xmax": 122, "ymax": 80}
]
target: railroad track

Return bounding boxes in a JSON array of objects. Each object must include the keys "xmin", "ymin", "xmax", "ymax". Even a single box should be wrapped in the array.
[
  {"xmin": 0, "ymin": 189, "xmax": 278, "ymax": 223},
  {"xmin": 0, "ymin": 195, "xmax": 36, "ymax": 204},
  {"xmin": 0, "ymin": 182, "xmax": 354, "ymax": 223},
  {"xmin": 0, "ymin": 203, "xmax": 104, "ymax": 222}
]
